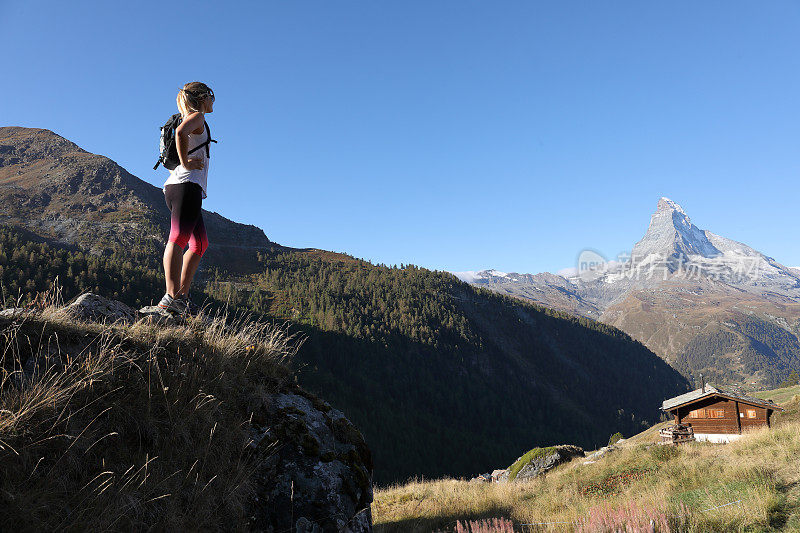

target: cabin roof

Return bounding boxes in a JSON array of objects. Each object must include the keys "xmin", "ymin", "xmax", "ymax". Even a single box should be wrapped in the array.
[{"xmin": 662, "ymin": 384, "xmax": 783, "ymax": 411}]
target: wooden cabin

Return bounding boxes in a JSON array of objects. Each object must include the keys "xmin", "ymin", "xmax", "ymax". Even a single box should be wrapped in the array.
[{"xmin": 661, "ymin": 383, "xmax": 783, "ymax": 443}]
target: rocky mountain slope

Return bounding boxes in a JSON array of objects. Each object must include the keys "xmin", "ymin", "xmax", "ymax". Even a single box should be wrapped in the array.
[
  {"xmin": 456, "ymin": 198, "xmax": 800, "ymax": 389},
  {"xmin": 0, "ymin": 126, "xmax": 272, "ymax": 274}
]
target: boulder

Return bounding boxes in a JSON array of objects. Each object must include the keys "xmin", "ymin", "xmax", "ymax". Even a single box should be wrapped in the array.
[
  {"xmin": 39, "ymin": 292, "xmax": 218, "ymax": 328},
  {"xmin": 246, "ymin": 389, "xmax": 373, "ymax": 532},
  {"xmin": 137, "ymin": 304, "xmax": 182, "ymax": 326},
  {"xmin": 510, "ymin": 445, "xmax": 584, "ymax": 482},
  {"xmin": 137, "ymin": 304, "xmax": 216, "ymax": 327},
  {"xmin": 61, "ymin": 292, "xmax": 137, "ymax": 324}
]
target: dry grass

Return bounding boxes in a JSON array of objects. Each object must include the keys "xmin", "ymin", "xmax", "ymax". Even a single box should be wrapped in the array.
[
  {"xmin": 0, "ymin": 290, "xmax": 299, "ymax": 531},
  {"xmin": 374, "ymin": 418, "xmax": 800, "ymax": 532},
  {"xmin": 755, "ymin": 384, "xmax": 800, "ymax": 407}
]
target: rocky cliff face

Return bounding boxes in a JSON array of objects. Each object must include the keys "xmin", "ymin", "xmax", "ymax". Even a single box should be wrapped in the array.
[
  {"xmin": 248, "ymin": 391, "xmax": 373, "ymax": 532},
  {"xmin": 631, "ymin": 197, "xmax": 722, "ymax": 261}
]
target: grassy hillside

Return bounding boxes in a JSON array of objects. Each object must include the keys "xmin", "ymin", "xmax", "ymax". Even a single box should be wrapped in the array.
[
  {"xmin": 754, "ymin": 384, "xmax": 800, "ymax": 406},
  {"xmin": 0, "ymin": 296, "xmax": 297, "ymax": 530},
  {"xmin": 373, "ymin": 393, "xmax": 800, "ymax": 532}
]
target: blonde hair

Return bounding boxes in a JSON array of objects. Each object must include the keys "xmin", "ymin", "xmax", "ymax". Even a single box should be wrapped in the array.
[{"xmin": 177, "ymin": 81, "xmax": 213, "ymax": 117}]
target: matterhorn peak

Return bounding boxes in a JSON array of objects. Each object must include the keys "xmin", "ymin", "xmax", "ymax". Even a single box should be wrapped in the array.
[
  {"xmin": 631, "ymin": 197, "xmax": 720, "ymax": 261},
  {"xmin": 656, "ymin": 197, "xmax": 687, "ymax": 216}
]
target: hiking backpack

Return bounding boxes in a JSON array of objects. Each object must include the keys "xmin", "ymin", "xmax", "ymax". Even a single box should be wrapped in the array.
[{"xmin": 153, "ymin": 113, "xmax": 217, "ymax": 170}]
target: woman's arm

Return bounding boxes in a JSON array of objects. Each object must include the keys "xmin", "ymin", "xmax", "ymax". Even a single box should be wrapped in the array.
[{"xmin": 175, "ymin": 112, "xmax": 205, "ymax": 170}]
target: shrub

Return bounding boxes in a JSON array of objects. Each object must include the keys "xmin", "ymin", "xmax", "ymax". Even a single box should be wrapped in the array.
[{"xmin": 577, "ymin": 500, "xmax": 678, "ymax": 532}]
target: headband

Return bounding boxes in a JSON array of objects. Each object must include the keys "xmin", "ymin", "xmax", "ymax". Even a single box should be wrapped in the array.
[{"xmin": 183, "ymin": 88, "xmax": 214, "ymax": 98}]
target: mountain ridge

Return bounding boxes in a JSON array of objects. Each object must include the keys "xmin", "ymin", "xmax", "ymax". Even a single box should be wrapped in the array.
[
  {"xmin": 0, "ymin": 126, "xmax": 271, "ymax": 273},
  {"xmin": 455, "ymin": 198, "xmax": 800, "ymax": 388}
]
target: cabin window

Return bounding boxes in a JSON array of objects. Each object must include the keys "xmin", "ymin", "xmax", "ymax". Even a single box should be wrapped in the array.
[
  {"xmin": 747, "ymin": 409, "xmax": 756, "ymax": 419},
  {"xmin": 709, "ymin": 409, "xmax": 725, "ymax": 418},
  {"xmin": 689, "ymin": 408, "xmax": 705, "ymax": 418}
]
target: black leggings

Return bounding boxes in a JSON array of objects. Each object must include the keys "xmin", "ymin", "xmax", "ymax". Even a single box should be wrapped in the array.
[{"xmin": 164, "ymin": 183, "xmax": 208, "ymax": 256}]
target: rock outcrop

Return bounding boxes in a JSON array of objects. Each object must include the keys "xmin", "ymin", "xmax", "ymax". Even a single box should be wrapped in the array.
[
  {"xmin": 497, "ymin": 444, "xmax": 585, "ymax": 482},
  {"xmin": 247, "ymin": 390, "xmax": 373, "ymax": 532},
  {"xmin": 60, "ymin": 292, "xmax": 138, "ymax": 324},
  {"xmin": 1, "ymin": 292, "xmax": 374, "ymax": 532},
  {"xmin": 513, "ymin": 445, "xmax": 584, "ymax": 481},
  {"xmin": 582, "ymin": 440, "xmax": 627, "ymax": 464}
]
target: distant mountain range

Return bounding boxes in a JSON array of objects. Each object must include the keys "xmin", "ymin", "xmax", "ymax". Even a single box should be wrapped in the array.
[
  {"xmin": 0, "ymin": 126, "xmax": 689, "ymax": 483},
  {"xmin": 454, "ymin": 197, "xmax": 800, "ymax": 389}
]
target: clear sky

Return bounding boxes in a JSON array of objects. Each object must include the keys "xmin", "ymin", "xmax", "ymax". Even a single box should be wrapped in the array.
[{"xmin": 2, "ymin": 1, "xmax": 799, "ymax": 274}]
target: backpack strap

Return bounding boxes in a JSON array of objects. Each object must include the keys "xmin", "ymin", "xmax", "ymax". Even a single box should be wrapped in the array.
[
  {"xmin": 187, "ymin": 121, "xmax": 217, "ymax": 158},
  {"xmin": 204, "ymin": 121, "xmax": 216, "ymax": 158}
]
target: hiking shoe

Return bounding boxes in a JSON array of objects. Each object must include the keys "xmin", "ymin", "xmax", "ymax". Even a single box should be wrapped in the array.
[{"xmin": 157, "ymin": 293, "xmax": 187, "ymax": 316}]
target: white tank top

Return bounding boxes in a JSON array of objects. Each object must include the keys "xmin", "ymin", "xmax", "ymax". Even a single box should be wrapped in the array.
[{"xmin": 163, "ymin": 121, "xmax": 210, "ymax": 198}]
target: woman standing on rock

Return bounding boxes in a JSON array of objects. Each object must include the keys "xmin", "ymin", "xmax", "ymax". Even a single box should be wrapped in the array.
[{"xmin": 158, "ymin": 82, "xmax": 215, "ymax": 316}]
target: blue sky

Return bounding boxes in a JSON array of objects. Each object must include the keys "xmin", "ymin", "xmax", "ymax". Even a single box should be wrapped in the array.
[{"xmin": 2, "ymin": 1, "xmax": 799, "ymax": 274}]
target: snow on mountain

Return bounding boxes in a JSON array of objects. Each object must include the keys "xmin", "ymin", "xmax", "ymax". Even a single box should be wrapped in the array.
[
  {"xmin": 556, "ymin": 267, "xmax": 579, "ymax": 278},
  {"xmin": 452, "ymin": 269, "xmax": 509, "ymax": 283},
  {"xmin": 631, "ymin": 197, "xmax": 721, "ymax": 261},
  {"xmin": 590, "ymin": 198, "xmax": 799, "ymax": 295},
  {"xmin": 451, "ymin": 197, "xmax": 800, "ymax": 389},
  {"xmin": 703, "ymin": 231, "xmax": 763, "ymax": 258},
  {"xmin": 453, "ymin": 197, "xmax": 800, "ymax": 308}
]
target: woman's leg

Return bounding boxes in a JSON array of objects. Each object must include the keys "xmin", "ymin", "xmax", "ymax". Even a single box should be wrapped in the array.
[
  {"xmin": 180, "ymin": 211, "xmax": 209, "ymax": 296},
  {"xmin": 163, "ymin": 183, "xmax": 203, "ymax": 297},
  {"xmin": 178, "ymin": 250, "xmax": 202, "ymax": 296},
  {"xmin": 163, "ymin": 242, "xmax": 184, "ymax": 297}
]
